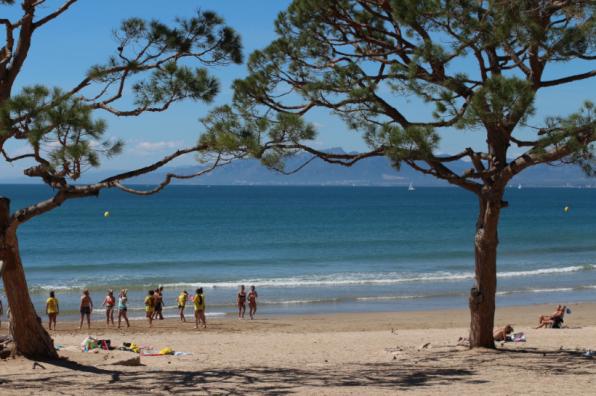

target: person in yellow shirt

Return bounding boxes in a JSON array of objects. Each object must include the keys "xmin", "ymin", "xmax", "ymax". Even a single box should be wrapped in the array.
[
  {"xmin": 144, "ymin": 290, "xmax": 155, "ymax": 328},
  {"xmin": 177, "ymin": 290, "xmax": 188, "ymax": 322},
  {"xmin": 193, "ymin": 288, "xmax": 206, "ymax": 329},
  {"xmin": 46, "ymin": 291, "xmax": 59, "ymax": 330}
]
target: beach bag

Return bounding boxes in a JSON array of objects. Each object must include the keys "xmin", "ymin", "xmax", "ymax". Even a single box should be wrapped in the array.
[{"xmin": 81, "ymin": 336, "xmax": 98, "ymax": 352}]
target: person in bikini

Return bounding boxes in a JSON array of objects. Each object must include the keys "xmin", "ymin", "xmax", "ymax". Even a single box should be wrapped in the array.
[
  {"xmin": 248, "ymin": 285, "xmax": 258, "ymax": 320},
  {"xmin": 46, "ymin": 290, "xmax": 59, "ymax": 330},
  {"xmin": 117, "ymin": 289, "xmax": 130, "ymax": 329},
  {"xmin": 237, "ymin": 285, "xmax": 246, "ymax": 319},
  {"xmin": 536, "ymin": 305, "xmax": 567, "ymax": 329},
  {"xmin": 177, "ymin": 290, "xmax": 188, "ymax": 322},
  {"xmin": 79, "ymin": 289, "xmax": 93, "ymax": 330},
  {"xmin": 102, "ymin": 289, "xmax": 115, "ymax": 327}
]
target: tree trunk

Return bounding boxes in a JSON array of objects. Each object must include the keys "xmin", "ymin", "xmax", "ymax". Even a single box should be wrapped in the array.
[
  {"xmin": 468, "ymin": 192, "xmax": 503, "ymax": 348},
  {"xmin": 0, "ymin": 197, "xmax": 58, "ymax": 359}
]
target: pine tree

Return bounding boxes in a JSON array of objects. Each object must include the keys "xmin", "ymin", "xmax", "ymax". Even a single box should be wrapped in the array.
[
  {"xmin": 205, "ymin": 0, "xmax": 595, "ymax": 348},
  {"xmin": 0, "ymin": 1, "xmax": 243, "ymax": 358}
]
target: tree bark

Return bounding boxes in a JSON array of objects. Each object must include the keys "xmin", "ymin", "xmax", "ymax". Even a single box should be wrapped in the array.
[
  {"xmin": 468, "ymin": 192, "xmax": 502, "ymax": 348},
  {"xmin": 0, "ymin": 197, "xmax": 58, "ymax": 359}
]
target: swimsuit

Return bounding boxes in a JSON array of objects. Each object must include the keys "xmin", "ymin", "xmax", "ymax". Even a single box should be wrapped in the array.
[
  {"xmin": 248, "ymin": 292, "xmax": 257, "ymax": 306},
  {"xmin": 47, "ymin": 297, "xmax": 58, "ymax": 314},
  {"xmin": 154, "ymin": 294, "xmax": 163, "ymax": 312},
  {"xmin": 177, "ymin": 294, "xmax": 187, "ymax": 309},
  {"xmin": 118, "ymin": 297, "xmax": 127, "ymax": 311},
  {"xmin": 145, "ymin": 296, "xmax": 155, "ymax": 317},
  {"xmin": 81, "ymin": 296, "xmax": 91, "ymax": 315},
  {"xmin": 238, "ymin": 292, "xmax": 246, "ymax": 306},
  {"xmin": 193, "ymin": 294, "xmax": 205, "ymax": 312}
]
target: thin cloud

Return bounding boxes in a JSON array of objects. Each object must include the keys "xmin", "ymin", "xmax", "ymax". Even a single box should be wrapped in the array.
[{"xmin": 133, "ymin": 140, "xmax": 184, "ymax": 154}]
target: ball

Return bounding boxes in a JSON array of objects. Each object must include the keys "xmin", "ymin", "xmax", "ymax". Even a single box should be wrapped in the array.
[
  {"xmin": 564, "ymin": 206, "xmax": 569, "ymax": 213},
  {"xmin": 104, "ymin": 211, "xmax": 110, "ymax": 218}
]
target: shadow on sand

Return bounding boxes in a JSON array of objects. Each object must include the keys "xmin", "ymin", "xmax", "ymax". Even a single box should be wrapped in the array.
[{"xmin": 0, "ymin": 347, "xmax": 593, "ymax": 394}]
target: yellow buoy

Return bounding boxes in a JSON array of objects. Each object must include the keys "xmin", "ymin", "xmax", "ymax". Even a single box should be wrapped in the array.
[
  {"xmin": 564, "ymin": 206, "xmax": 569, "ymax": 213},
  {"xmin": 104, "ymin": 211, "xmax": 110, "ymax": 218}
]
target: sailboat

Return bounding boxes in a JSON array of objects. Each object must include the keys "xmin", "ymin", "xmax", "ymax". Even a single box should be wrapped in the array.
[{"xmin": 408, "ymin": 182, "xmax": 415, "ymax": 191}]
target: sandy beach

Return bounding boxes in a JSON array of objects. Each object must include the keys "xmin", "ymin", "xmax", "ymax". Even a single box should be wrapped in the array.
[{"xmin": 0, "ymin": 303, "xmax": 595, "ymax": 395}]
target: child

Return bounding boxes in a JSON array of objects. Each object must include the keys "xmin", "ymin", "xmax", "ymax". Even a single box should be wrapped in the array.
[
  {"xmin": 144, "ymin": 290, "xmax": 155, "ymax": 328},
  {"xmin": 46, "ymin": 291, "xmax": 59, "ymax": 330},
  {"xmin": 193, "ymin": 288, "xmax": 206, "ymax": 329},
  {"xmin": 117, "ymin": 289, "xmax": 130, "ymax": 329},
  {"xmin": 103, "ymin": 289, "xmax": 115, "ymax": 327},
  {"xmin": 248, "ymin": 285, "xmax": 258, "ymax": 320},
  {"xmin": 237, "ymin": 285, "xmax": 246, "ymax": 319},
  {"xmin": 177, "ymin": 290, "xmax": 188, "ymax": 322},
  {"xmin": 79, "ymin": 289, "xmax": 93, "ymax": 330}
]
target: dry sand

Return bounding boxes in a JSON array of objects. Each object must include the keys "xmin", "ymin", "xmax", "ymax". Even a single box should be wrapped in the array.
[{"xmin": 0, "ymin": 303, "xmax": 595, "ymax": 395}]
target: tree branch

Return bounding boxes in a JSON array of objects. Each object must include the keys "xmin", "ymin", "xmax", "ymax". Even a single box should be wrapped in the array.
[
  {"xmin": 32, "ymin": 0, "xmax": 77, "ymax": 29},
  {"xmin": 540, "ymin": 70, "xmax": 596, "ymax": 87}
]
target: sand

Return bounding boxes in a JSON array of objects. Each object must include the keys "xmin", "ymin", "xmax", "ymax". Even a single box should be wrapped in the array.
[{"xmin": 0, "ymin": 302, "xmax": 595, "ymax": 395}]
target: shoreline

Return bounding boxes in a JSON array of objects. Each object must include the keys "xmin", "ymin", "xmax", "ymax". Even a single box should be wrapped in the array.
[
  {"xmin": 1, "ymin": 302, "xmax": 596, "ymax": 394},
  {"xmin": 2, "ymin": 301, "xmax": 594, "ymax": 336}
]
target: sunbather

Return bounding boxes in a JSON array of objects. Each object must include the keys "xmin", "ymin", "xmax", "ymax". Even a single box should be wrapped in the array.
[
  {"xmin": 493, "ymin": 324, "xmax": 514, "ymax": 341},
  {"xmin": 536, "ymin": 305, "xmax": 566, "ymax": 329}
]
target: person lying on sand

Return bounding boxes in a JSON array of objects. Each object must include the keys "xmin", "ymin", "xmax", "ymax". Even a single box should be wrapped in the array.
[
  {"xmin": 536, "ymin": 305, "xmax": 567, "ymax": 329},
  {"xmin": 493, "ymin": 324, "xmax": 514, "ymax": 342}
]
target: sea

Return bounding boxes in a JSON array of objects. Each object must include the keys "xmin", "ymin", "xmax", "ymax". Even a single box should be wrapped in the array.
[{"xmin": 1, "ymin": 184, "xmax": 595, "ymax": 320}]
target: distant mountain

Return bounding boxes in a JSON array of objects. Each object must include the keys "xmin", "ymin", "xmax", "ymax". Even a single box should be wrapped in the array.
[
  {"xmin": 82, "ymin": 148, "xmax": 595, "ymax": 188},
  {"xmin": 4, "ymin": 148, "xmax": 594, "ymax": 187}
]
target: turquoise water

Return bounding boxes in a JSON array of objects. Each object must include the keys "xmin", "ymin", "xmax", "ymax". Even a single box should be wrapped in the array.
[{"xmin": 1, "ymin": 185, "xmax": 595, "ymax": 319}]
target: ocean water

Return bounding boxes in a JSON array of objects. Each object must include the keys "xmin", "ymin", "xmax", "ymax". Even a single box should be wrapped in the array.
[{"xmin": 1, "ymin": 184, "xmax": 595, "ymax": 320}]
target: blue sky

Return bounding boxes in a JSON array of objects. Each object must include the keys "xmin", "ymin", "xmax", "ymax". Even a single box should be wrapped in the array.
[{"xmin": 1, "ymin": 0, "xmax": 595, "ymax": 179}]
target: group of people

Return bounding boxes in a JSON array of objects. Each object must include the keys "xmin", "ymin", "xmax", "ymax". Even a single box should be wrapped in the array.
[
  {"xmin": 37, "ymin": 284, "xmax": 259, "ymax": 331},
  {"xmin": 237, "ymin": 285, "xmax": 258, "ymax": 320}
]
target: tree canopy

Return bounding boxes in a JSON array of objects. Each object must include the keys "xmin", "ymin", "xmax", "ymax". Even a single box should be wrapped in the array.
[
  {"xmin": 205, "ymin": 0, "xmax": 594, "ymax": 187},
  {"xmin": 202, "ymin": 0, "xmax": 595, "ymax": 348},
  {"xmin": 0, "ymin": 0, "xmax": 244, "ymax": 359},
  {"xmin": 0, "ymin": 3, "xmax": 245, "ymax": 225}
]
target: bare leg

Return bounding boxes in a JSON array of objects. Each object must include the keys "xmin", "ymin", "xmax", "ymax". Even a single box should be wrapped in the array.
[
  {"xmin": 199, "ymin": 311, "xmax": 206, "ymax": 328},
  {"xmin": 86, "ymin": 313, "xmax": 91, "ymax": 329},
  {"xmin": 79, "ymin": 313, "xmax": 84, "ymax": 330}
]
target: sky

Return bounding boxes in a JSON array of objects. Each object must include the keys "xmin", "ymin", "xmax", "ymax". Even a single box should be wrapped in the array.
[{"xmin": 1, "ymin": 0, "xmax": 595, "ymax": 180}]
